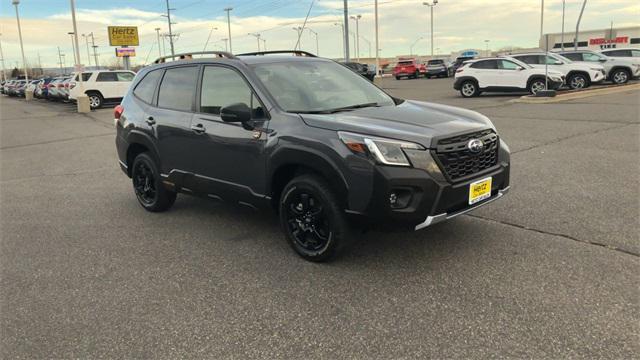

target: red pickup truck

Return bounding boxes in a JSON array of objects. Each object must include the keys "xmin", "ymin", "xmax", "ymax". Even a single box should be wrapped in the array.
[{"xmin": 393, "ymin": 59, "xmax": 427, "ymax": 80}]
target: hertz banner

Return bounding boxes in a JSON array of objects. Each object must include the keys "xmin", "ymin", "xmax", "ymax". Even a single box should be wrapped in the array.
[{"xmin": 108, "ymin": 26, "xmax": 139, "ymax": 46}]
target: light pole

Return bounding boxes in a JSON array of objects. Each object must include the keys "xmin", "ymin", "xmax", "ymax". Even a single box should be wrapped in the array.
[
  {"xmin": 12, "ymin": 0, "xmax": 29, "ymax": 96},
  {"xmin": 350, "ymin": 15, "xmax": 361, "ymax": 62},
  {"xmin": 203, "ymin": 26, "xmax": 218, "ymax": 52},
  {"xmin": 374, "ymin": 0, "xmax": 380, "ymax": 78},
  {"xmin": 574, "ymin": 0, "xmax": 587, "ymax": 50},
  {"xmin": 308, "ymin": 28, "xmax": 319, "ymax": 56},
  {"xmin": 82, "ymin": 33, "xmax": 92, "ymax": 67},
  {"xmin": 343, "ymin": 0, "xmax": 350, "ymax": 62},
  {"xmin": 90, "ymin": 33, "xmax": 99, "ymax": 67},
  {"xmin": 261, "ymin": 38, "xmax": 267, "ymax": 51},
  {"xmin": 410, "ymin": 37, "xmax": 423, "ymax": 56},
  {"xmin": 540, "ymin": 0, "xmax": 544, "ymax": 41},
  {"xmin": 292, "ymin": 26, "xmax": 303, "ymax": 50},
  {"xmin": 422, "ymin": 0, "xmax": 438, "ymax": 58},
  {"xmin": 360, "ymin": 36, "xmax": 371, "ymax": 58},
  {"xmin": 222, "ymin": 38, "xmax": 229, "ymax": 52},
  {"xmin": 249, "ymin": 33, "xmax": 261, "ymax": 51},
  {"xmin": 155, "ymin": 28, "xmax": 162, "ymax": 57},
  {"xmin": 70, "ymin": 0, "xmax": 89, "ymax": 113},
  {"xmin": 561, "ymin": 0, "xmax": 565, "ymax": 50},
  {"xmin": 224, "ymin": 7, "xmax": 233, "ymax": 53},
  {"xmin": 484, "ymin": 39, "xmax": 490, "ymax": 57},
  {"xmin": 0, "ymin": 33, "xmax": 6, "ymax": 82},
  {"xmin": 334, "ymin": 23, "xmax": 346, "ymax": 60},
  {"xmin": 165, "ymin": 0, "xmax": 176, "ymax": 57},
  {"xmin": 68, "ymin": 32, "xmax": 78, "ymax": 65}
]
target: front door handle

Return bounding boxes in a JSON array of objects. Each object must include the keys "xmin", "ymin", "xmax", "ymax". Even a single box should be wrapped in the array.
[
  {"xmin": 191, "ymin": 123, "xmax": 206, "ymax": 134},
  {"xmin": 145, "ymin": 116, "xmax": 155, "ymax": 125}
]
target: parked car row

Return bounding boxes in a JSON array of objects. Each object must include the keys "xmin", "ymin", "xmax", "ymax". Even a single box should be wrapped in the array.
[{"xmin": 1, "ymin": 70, "xmax": 136, "ymax": 109}]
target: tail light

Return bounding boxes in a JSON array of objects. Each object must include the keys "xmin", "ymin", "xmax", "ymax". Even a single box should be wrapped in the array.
[
  {"xmin": 114, "ymin": 105, "xmax": 124, "ymax": 121},
  {"xmin": 456, "ymin": 68, "xmax": 464, "ymax": 73},
  {"xmin": 70, "ymin": 82, "xmax": 76, "ymax": 89},
  {"xmin": 64, "ymin": 83, "xmax": 69, "ymax": 88}
]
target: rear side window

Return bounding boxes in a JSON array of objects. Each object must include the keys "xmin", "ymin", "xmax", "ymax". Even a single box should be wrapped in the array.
[
  {"xmin": 200, "ymin": 66, "xmax": 260, "ymax": 116},
  {"xmin": 514, "ymin": 55, "xmax": 539, "ymax": 64},
  {"xmin": 75, "ymin": 73, "xmax": 92, "ymax": 81},
  {"xmin": 97, "ymin": 72, "xmax": 118, "ymax": 82},
  {"xmin": 561, "ymin": 53, "xmax": 581, "ymax": 61},
  {"xmin": 158, "ymin": 66, "xmax": 198, "ymax": 112},
  {"xmin": 116, "ymin": 72, "xmax": 135, "ymax": 82},
  {"xmin": 133, "ymin": 70, "xmax": 162, "ymax": 104},
  {"xmin": 470, "ymin": 60, "xmax": 498, "ymax": 69}
]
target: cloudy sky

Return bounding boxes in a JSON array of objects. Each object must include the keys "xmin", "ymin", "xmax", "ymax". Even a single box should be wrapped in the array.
[{"xmin": 0, "ymin": 0, "xmax": 638, "ymax": 69}]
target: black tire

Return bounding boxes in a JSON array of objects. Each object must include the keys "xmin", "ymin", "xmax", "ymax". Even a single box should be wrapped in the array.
[
  {"xmin": 528, "ymin": 78, "xmax": 547, "ymax": 95},
  {"xmin": 568, "ymin": 73, "xmax": 589, "ymax": 90},
  {"xmin": 414, "ymin": 70, "xmax": 420, "ymax": 79},
  {"xmin": 395, "ymin": 76, "xmax": 401, "ymax": 80},
  {"xmin": 610, "ymin": 68, "xmax": 630, "ymax": 84},
  {"xmin": 279, "ymin": 174, "xmax": 350, "ymax": 262},
  {"xmin": 131, "ymin": 152, "xmax": 176, "ymax": 212},
  {"xmin": 460, "ymin": 80, "xmax": 480, "ymax": 98},
  {"xmin": 87, "ymin": 91, "xmax": 103, "ymax": 109}
]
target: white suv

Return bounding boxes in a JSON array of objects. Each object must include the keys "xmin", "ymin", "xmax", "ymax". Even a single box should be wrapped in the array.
[
  {"xmin": 600, "ymin": 48, "xmax": 640, "ymax": 62},
  {"xmin": 558, "ymin": 50, "xmax": 640, "ymax": 84},
  {"xmin": 511, "ymin": 52, "xmax": 605, "ymax": 90},
  {"xmin": 69, "ymin": 70, "xmax": 136, "ymax": 109},
  {"xmin": 453, "ymin": 57, "xmax": 564, "ymax": 98}
]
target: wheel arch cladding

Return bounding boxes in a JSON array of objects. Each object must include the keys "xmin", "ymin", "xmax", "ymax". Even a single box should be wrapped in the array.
[
  {"xmin": 125, "ymin": 131, "xmax": 161, "ymax": 177},
  {"xmin": 268, "ymin": 149, "xmax": 349, "ymax": 211}
]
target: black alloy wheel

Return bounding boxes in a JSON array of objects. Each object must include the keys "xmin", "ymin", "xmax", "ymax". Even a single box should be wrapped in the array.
[
  {"xmin": 279, "ymin": 175, "xmax": 350, "ymax": 262},
  {"xmin": 131, "ymin": 153, "xmax": 176, "ymax": 212}
]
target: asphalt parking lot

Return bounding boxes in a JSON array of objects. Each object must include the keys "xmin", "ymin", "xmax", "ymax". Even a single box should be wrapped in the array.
[{"xmin": 1, "ymin": 78, "xmax": 638, "ymax": 358}]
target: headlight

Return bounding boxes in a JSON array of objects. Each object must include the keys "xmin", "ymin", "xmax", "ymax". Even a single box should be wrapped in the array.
[{"xmin": 338, "ymin": 131, "xmax": 423, "ymax": 166}]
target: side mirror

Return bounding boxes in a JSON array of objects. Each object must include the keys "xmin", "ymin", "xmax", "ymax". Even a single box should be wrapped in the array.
[
  {"xmin": 553, "ymin": 61, "xmax": 563, "ymax": 65},
  {"xmin": 599, "ymin": 58, "xmax": 607, "ymax": 62},
  {"xmin": 220, "ymin": 103, "xmax": 251, "ymax": 123},
  {"xmin": 516, "ymin": 66, "xmax": 524, "ymax": 71}
]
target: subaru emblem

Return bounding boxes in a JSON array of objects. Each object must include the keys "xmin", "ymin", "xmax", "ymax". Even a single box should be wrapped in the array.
[{"xmin": 467, "ymin": 139, "xmax": 484, "ymax": 154}]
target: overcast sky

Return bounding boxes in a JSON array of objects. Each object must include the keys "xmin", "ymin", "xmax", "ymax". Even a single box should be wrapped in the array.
[{"xmin": 0, "ymin": 0, "xmax": 638, "ymax": 68}]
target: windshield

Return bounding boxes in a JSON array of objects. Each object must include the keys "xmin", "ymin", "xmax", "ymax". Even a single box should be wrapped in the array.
[
  {"xmin": 428, "ymin": 60, "xmax": 444, "ymax": 65},
  {"xmin": 252, "ymin": 60, "xmax": 395, "ymax": 113},
  {"xmin": 397, "ymin": 61, "xmax": 414, "ymax": 65}
]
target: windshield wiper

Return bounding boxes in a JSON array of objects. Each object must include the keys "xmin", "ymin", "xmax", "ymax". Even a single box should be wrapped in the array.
[{"xmin": 294, "ymin": 102, "xmax": 381, "ymax": 114}]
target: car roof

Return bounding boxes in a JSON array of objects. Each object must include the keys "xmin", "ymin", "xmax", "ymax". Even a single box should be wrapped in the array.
[{"xmin": 601, "ymin": 47, "xmax": 637, "ymax": 51}]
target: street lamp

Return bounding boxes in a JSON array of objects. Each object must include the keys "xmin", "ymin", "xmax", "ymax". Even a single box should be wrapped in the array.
[
  {"xmin": 484, "ymin": 39, "xmax": 490, "ymax": 57},
  {"xmin": 410, "ymin": 37, "xmax": 423, "ymax": 55},
  {"xmin": 68, "ymin": 32, "xmax": 78, "ymax": 65},
  {"xmin": 334, "ymin": 23, "xmax": 346, "ymax": 60},
  {"xmin": 224, "ymin": 7, "xmax": 233, "ymax": 53},
  {"xmin": 293, "ymin": 26, "xmax": 303, "ymax": 50},
  {"xmin": 308, "ymin": 28, "xmax": 319, "ymax": 56},
  {"xmin": 261, "ymin": 38, "xmax": 267, "ymax": 51},
  {"xmin": 12, "ymin": 0, "xmax": 30, "ymax": 99},
  {"xmin": 422, "ymin": 0, "xmax": 438, "ymax": 58},
  {"xmin": 154, "ymin": 28, "xmax": 163, "ymax": 57},
  {"xmin": 203, "ymin": 26, "xmax": 218, "ymax": 52},
  {"xmin": 0, "ymin": 33, "xmax": 7, "ymax": 82},
  {"xmin": 349, "ymin": 15, "xmax": 362, "ymax": 62},
  {"xmin": 248, "ymin": 33, "xmax": 261, "ymax": 51},
  {"xmin": 81, "ymin": 34, "xmax": 92, "ymax": 67},
  {"xmin": 69, "ymin": 0, "xmax": 89, "ymax": 113}
]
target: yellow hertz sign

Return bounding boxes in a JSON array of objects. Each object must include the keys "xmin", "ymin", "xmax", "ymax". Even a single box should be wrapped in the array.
[{"xmin": 108, "ymin": 26, "xmax": 139, "ymax": 46}]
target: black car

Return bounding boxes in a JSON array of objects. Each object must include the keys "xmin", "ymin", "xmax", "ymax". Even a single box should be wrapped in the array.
[
  {"xmin": 115, "ymin": 50, "xmax": 511, "ymax": 261},
  {"xmin": 342, "ymin": 62, "xmax": 376, "ymax": 81},
  {"xmin": 451, "ymin": 56, "xmax": 475, "ymax": 73}
]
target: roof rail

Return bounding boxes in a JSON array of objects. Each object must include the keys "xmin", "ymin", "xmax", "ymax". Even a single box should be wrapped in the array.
[
  {"xmin": 236, "ymin": 50, "xmax": 317, "ymax": 57},
  {"xmin": 152, "ymin": 51, "xmax": 237, "ymax": 64}
]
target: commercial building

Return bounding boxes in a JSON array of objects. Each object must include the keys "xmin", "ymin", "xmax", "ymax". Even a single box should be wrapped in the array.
[{"xmin": 539, "ymin": 26, "xmax": 640, "ymax": 50}]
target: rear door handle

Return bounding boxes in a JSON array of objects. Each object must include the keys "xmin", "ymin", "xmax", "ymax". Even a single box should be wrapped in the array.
[
  {"xmin": 191, "ymin": 123, "xmax": 206, "ymax": 134},
  {"xmin": 145, "ymin": 116, "xmax": 155, "ymax": 125}
]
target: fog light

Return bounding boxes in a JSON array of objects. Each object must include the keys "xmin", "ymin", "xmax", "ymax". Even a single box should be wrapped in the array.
[{"xmin": 389, "ymin": 189, "xmax": 412, "ymax": 209}]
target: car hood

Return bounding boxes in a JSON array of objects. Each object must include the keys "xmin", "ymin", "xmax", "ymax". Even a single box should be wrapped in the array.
[{"xmin": 299, "ymin": 100, "xmax": 494, "ymax": 148}]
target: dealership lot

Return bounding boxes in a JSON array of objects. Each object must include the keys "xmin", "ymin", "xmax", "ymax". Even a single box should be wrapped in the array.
[{"xmin": 1, "ymin": 78, "xmax": 638, "ymax": 357}]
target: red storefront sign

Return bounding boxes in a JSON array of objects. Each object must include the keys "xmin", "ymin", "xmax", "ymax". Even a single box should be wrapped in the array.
[{"xmin": 589, "ymin": 36, "xmax": 629, "ymax": 45}]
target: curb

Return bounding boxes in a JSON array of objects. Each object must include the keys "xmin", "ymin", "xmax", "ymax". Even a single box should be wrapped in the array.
[{"xmin": 510, "ymin": 83, "xmax": 640, "ymax": 104}]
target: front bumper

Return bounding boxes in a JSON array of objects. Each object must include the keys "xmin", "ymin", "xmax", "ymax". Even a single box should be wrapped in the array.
[{"xmin": 350, "ymin": 153, "xmax": 510, "ymax": 230}]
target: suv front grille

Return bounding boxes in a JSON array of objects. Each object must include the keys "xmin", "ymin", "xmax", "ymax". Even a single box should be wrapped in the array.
[{"xmin": 434, "ymin": 129, "xmax": 499, "ymax": 181}]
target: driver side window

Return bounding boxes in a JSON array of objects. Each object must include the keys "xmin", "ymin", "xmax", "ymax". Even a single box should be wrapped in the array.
[
  {"xmin": 499, "ymin": 60, "xmax": 520, "ymax": 70},
  {"xmin": 200, "ymin": 66, "xmax": 263, "ymax": 117}
]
